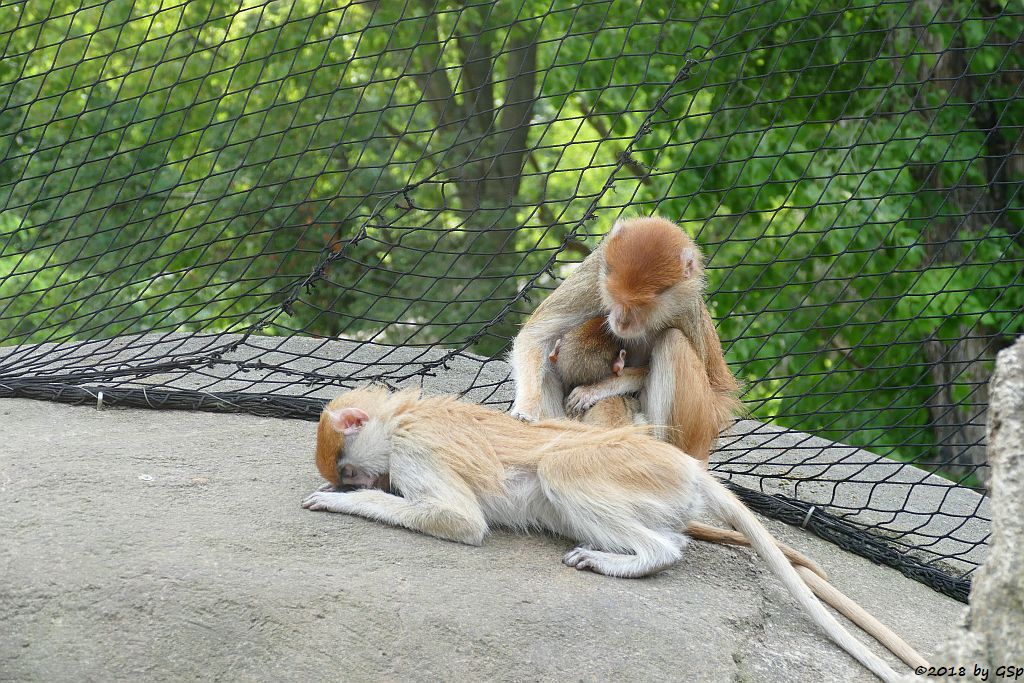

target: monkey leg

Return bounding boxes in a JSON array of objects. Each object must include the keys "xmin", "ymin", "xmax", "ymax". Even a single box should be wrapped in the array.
[
  {"xmin": 541, "ymin": 451, "xmax": 685, "ymax": 578},
  {"xmin": 643, "ymin": 329, "xmax": 732, "ymax": 464},
  {"xmin": 562, "ymin": 527, "xmax": 685, "ymax": 578},
  {"xmin": 301, "ymin": 489, "xmax": 487, "ymax": 546}
]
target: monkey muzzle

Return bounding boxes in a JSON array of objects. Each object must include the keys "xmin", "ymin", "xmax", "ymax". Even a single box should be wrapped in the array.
[{"xmin": 608, "ymin": 306, "xmax": 647, "ymax": 339}]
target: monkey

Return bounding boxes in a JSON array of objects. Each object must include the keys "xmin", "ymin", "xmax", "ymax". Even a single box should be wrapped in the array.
[
  {"xmin": 547, "ymin": 316, "xmax": 643, "ymax": 427},
  {"xmin": 302, "ymin": 386, "xmax": 911, "ymax": 682},
  {"xmin": 509, "ymin": 216, "xmax": 741, "ymax": 465},
  {"xmin": 547, "ymin": 317, "xmax": 822, "ymax": 574},
  {"xmin": 547, "ymin": 318, "xmax": 826, "ymax": 575},
  {"xmin": 540, "ymin": 318, "xmax": 929, "ymax": 673}
]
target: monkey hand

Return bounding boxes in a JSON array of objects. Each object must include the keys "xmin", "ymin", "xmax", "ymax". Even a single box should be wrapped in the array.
[
  {"xmin": 565, "ymin": 384, "xmax": 610, "ymax": 415},
  {"xmin": 510, "ymin": 401, "xmax": 540, "ymax": 423},
  {"xmin": 301, "ymin": 489, "xmax": 351, "ymax": 513}
]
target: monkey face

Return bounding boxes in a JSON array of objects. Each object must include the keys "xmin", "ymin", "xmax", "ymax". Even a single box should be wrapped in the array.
[
  {"xmin": 605, "ymin": 302, "xmax": 650, "ymax": 338},
  {"xmin": 601, "ymin": 217, "xmax": 703, "ymax": 339},
  {"xmin": 315, "ymin": 405, "xmax": 371, "ymax": 486},
  {"xmin": 339, "ymin": 463, "xmax": 379, "ymax": 488}
]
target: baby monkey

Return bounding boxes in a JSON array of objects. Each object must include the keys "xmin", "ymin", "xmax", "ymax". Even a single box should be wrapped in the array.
[
  {"xmin": 548, "ymin": 316, "xmax": 643, "ymax": 427},
  {"xmin": 303, "ymin": 386, "xmax": 916, "ymax": 683}
]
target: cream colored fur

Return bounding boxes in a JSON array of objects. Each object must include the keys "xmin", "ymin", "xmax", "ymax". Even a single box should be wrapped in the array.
[{"xmin": 304, "ymin": 386, "xmax": 901, "ymax": 683}]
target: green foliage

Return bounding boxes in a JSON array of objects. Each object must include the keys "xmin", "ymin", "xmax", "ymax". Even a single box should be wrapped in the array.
[{"xmin": 1, "ymin": 0, "xmax": 1021, "ymax": 473}]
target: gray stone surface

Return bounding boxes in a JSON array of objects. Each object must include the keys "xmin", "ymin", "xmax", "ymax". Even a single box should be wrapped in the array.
[
  {"xmin": 914, "ymin": 336, "xmax": 1024, "ymax": 682},
  {"xmin": 1, "ymin": 396, "xmax": 964, "ymax": 682},
  {"xmin": 720, "ymin": 420, "xmax": 990, "ymax": 573}
]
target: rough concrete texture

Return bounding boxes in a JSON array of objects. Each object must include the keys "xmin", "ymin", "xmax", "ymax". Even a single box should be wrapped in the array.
[
  {"xmin": 915, "ymin": 336, "xmax": 1024, "ymax": 682},
  {"xmin": 1, "ymin": 397, "xmax": 964, "ymax": 682}
]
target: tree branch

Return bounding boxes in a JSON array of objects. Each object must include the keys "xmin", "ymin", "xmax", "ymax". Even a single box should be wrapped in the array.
[{"xmin": 574, "ymin": 95, "xmax": 652, "ymax": 184}]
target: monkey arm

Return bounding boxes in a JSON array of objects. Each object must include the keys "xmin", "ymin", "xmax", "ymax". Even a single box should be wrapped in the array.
[
  {"xmin": 643, "ymin": 328, "xmax": 739, "ymax": 463},
  {"xmin": 565, "ymin": 367, "xmax": 648, "ymax": 415},
  {"xmin": 510, "ymin": 255, "xmax": 604, "ymax": 421},
  {"xmin": 302, "ymin": 451, "xmax": 488, "ymax": 545},
  {"xmin": 301, "ymin": 488, "xmax": 488, "ymax": 546},
  {"xmin": 510, "ymin": 329, "xmax": 552, "ymax": 422}
]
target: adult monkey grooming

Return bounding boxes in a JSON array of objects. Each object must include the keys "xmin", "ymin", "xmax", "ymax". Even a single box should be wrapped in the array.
[
  {"xmin": 302, "ymin": 386, "xmax": 902, "ymax": 682},
  {"xmin": 510, "ymin": 216, "xmax": 740, "ymax": 464}
]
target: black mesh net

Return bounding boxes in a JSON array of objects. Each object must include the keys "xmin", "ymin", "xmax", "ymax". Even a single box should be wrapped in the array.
[{"xmin": 2, "ymin": 0, "xmax": 1021, "ymax": 603}]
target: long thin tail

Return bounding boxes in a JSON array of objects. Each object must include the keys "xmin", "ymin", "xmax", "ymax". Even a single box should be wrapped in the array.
[
  {"xmin": 685, "ymin": 521, "xmax": 828, "ymax": 580},
  {"xmin": 701, "ymin": 474, "xmax": 900, "ymax": 683},
  {"xmin": 796, "ymin": 566, "xmax": 930, "ymax": 671},
  {"xmin": 687, "ymin": 521, "xmax": 929, "ymax": 670}
]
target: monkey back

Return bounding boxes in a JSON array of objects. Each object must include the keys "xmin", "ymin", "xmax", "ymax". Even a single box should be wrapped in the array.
[{"xmin": 552, "ymin": 316, "xmax": 624, "ymax": 390}]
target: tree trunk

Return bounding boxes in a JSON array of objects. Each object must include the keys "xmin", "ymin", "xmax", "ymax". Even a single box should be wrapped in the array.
[
  {"xmin": 909, "ymin": 0, "xmax": 1021, "ymax": 484},
  {"xmin": 408, "ymin": 8, "xmax": 540, "ymax": 355}
]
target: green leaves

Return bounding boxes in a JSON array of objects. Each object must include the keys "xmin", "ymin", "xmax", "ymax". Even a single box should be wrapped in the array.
[{"xmin": 1, "ymin": 0, "xmax": 1020, "ymax": 475}]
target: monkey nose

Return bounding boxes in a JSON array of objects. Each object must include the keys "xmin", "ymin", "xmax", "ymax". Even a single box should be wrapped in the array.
[{"xmin": 340, "ymin": 464, "xmax": 357, "ymax": 480}]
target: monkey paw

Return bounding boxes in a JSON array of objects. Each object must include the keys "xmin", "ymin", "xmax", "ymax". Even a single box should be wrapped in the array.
[
  {"xmin": 565, "ymin": 386, "xmax": 604, "ymax": 415},
  {"xmin": 301, "ymin": 490, "xmax": 348, "ymax": 512},
  {"xmin": 563, "ymin": 546, "xmax": 602, "ymax": 573},
  {"xmin": 510, "ymin": 406, "xmax": 539, "ymax": 423}
]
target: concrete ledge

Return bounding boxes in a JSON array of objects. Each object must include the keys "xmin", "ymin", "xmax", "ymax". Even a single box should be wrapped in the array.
[{"xmin": 1, "ymin": 398, "xmax": 963, "ymax": 681}]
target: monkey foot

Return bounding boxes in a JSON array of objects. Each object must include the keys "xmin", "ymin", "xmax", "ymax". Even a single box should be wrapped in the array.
[{"xmin": 563, "ymin": 546, "xmax": 602, "ymax": 572}]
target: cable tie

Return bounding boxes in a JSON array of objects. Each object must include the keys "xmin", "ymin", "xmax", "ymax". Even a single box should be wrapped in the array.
[{"xmin": 801, "ymin": 505, "xmax": 816, "ymax": 529}]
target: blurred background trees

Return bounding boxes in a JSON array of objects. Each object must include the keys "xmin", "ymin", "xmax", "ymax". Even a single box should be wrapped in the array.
[{"xmin": 2, "ymin": 0, "xmax": 1021, "ymax": 483}]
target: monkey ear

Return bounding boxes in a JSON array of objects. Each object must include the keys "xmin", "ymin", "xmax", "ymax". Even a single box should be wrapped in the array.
[
  {"xmin": 325, "ymin": 407, "xmax": 370, "ymax": 435},
  {"xmin": 609, "ymin": 219, "xmax": 625, "ymax": 239},
  {"xmin": 548, "ymin": 338, "xmax": 562, "ymax": 363},
  {"xmin": 680, "ymin": 247, "xmax": 699, "ymax": 278},
  {"xmin": 612, "ymin": 349, "xmax": 627, "ymax": 376}
]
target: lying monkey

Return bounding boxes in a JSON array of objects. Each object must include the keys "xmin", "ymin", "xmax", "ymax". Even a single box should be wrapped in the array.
[
  {"xmin": 302, "ymin": 385, "xmax": 905, "ymax": 682},
  {"xmin": 549, "ymin": 317, "xmax": 825, "ymax": 569}
]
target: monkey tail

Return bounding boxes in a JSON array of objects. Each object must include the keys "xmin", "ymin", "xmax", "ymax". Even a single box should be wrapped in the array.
[
  {"xmin": 700, "ymin": 474, "xmax": 900, "ymax": 683},
  {"xmin": 683, "ymin": 521, "xmax": 828, "ymax": 580}
]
